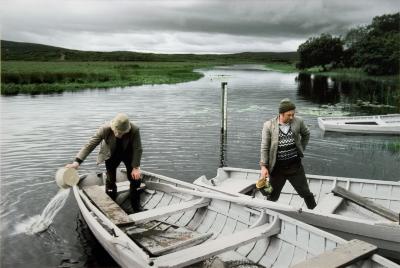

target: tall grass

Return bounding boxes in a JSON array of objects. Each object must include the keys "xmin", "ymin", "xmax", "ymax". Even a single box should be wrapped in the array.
[{"xmin": 1, "ymin": 61, "xmax": 212, "ymax": 95}]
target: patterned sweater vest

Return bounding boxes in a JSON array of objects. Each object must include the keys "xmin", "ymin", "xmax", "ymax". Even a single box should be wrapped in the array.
[{"xmin": 277, "ymin": 127, "xmax": 298, "ymax": 161}]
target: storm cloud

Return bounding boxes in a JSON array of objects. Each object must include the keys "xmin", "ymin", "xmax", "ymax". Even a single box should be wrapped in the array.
[{"xmin": 1, "ymin": 0, "xmax": 399, "ymax": 53}]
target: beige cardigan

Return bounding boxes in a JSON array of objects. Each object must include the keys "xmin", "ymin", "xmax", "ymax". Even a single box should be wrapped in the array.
[{"xmin": 260, "ymin": 115, "xmax": 310, "ymax": 172}]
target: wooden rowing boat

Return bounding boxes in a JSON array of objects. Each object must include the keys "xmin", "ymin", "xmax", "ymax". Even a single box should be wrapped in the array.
[
  {"xmin": 317, "ymin": 114, "xmax": 400, "ymax": 134},
  {"xmin": 194, "ymin": 167, "xmax": 400, "ymax": 261},
  {"xmin": 72, "ymin": 169, "xmax": 398, "ymax": 267}
]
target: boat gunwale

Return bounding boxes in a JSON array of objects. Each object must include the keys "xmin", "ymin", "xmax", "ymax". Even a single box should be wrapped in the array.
[{"xmin": 218, "ymin": 166, "xmax": 400, "ymax": 186}]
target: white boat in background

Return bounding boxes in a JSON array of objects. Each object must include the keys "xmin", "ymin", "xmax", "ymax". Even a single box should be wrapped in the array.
[
  {"xmin": 317, "ymin": 114, "xmax": 400, "ymax": 134},
  {"xmin": 194, "ymin": 167, "xmax": 400, "ymax": 261},
  {"xmin": 69, "ymin": 169, "xmax": 398, "ymax": 268}
]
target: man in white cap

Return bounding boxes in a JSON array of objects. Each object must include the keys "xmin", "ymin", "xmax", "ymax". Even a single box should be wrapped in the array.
[
  {"xmin": 259, "ymin": 98, "xmax": 316, "ymax": 209},
  {"xmin": 66, "ymin": 113, "xmax": 143, "ymax": 212}
]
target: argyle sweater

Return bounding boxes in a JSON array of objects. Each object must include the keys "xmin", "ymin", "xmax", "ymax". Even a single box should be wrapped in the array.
[{"xmin": 276, "ymin": 127, "xmax": 298, "ymax": 162}]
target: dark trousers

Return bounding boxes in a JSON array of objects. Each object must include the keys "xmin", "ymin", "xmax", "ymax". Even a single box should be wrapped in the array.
[
  {"xmin": 268, "ymin": 159, "xmax": 316, "ymax": 209},
  {"xmin": 105, "ymin": 153, "xmax": 141, "ymax": 211}
]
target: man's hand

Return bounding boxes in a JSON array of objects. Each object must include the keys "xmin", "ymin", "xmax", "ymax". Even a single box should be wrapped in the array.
[
  {"xmin": 260, "ymin": 166, "xmax": 269, "ymax": 178},
  {"xmin": 131, "ymin": 167, "xmax": 141, "ymax": 180},
  {"xmin": 66, "ymin": 161, "xmax": 80, "ymax": 169}
]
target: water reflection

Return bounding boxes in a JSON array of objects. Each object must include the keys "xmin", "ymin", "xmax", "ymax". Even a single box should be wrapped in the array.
[{"xmin": 296, "ymin": 73, "xmax": 400, "ymax": 114}]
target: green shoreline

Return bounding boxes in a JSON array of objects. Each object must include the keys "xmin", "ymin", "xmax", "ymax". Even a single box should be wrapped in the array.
[
  {"xmin": 264, "ymin": 63, "xmax": 400, "ymax": 82},
  {"xmin": 1, "ymin": 61, "xmax": 218, "ymax": 95},
  {"xmin": 1, "ymin": 60, "xmax": 399, "ymax": 95}
]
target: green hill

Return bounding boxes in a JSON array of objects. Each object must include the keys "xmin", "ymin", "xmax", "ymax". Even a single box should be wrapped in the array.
[{"xmin": 1, "ymin": 40, "xmax": 298, "ymax": 63}]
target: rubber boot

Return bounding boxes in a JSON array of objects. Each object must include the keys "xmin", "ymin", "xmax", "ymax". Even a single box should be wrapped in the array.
[
  {"xmin": 106, "ymin": 172, "xmax": 117, "ymax": 201},
  {"xmin": 130, "ymin": 184, "xmax": 142, "ymax": 213},
  {"xmin": 304, "ymin": 195, "xmax": 317, "ymax": 209}
]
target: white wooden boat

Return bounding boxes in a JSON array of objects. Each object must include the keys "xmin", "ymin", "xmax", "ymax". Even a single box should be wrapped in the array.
[
  {"xmin": 71, "ymin": 169, "xmax": 398, "ymax": 268},
  {"xmin": 194, "ymin": 167, "xmax": 400, "ymax": 262},
  {"xmin": 317, "ymin": 114, "xmax": 400, "ymax": 134}
]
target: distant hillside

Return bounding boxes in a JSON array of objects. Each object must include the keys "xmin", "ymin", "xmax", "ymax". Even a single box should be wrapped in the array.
[{"xmin": 1, "ymin": 40, "xmax": 298, "ymax": 63}]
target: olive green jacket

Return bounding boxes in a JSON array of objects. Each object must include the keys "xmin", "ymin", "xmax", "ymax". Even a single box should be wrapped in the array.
[
  {"xmin": 260, "ymin": 115, "xmax": 310, "ymax": 172},
  {"xmin": 76, "ymin": 122, "xmax": 143, "ymax": 168}
]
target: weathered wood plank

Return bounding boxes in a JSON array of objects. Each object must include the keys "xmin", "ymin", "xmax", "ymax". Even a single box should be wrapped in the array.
[
  {"xmin": 127, "ymin": 222, "xmax": 213, "ymax": 256},
  {"xmin": 154, "ymin": 216, "xmax": 280, "ymax": 268},
  {"xmin": 291, "ymin": 239, "xmax": 378, "ymax": 268},
  {"xmin": 128, "ymin": 198, "xmax": 210, "ymax": 224},
  {"xmin": 83, "ymin": 185, "xmax": 131, "ymax": 226},
  {"xmin": 314, "ymin": 193, "xmax": 343, "ymax": 213},
  {"xmin": 332, "ymin": 185, "xmax": 399, "ymax": 222}
]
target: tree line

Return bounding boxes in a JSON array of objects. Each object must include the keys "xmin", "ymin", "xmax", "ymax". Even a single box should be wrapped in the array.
[{"xmin": 297, "ymin": 13, "xmax": 399, "ymax": 75}]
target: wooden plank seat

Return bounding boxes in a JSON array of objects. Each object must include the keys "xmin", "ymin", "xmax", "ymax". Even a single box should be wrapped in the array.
[
  {"xmin": 291, "ymin": 239, "xmax": 378, "ymax": 268},
  {"xmin": 126, "ymin": 221, "xmax": 213, "ymax": 256},
  {"xmin": 128, "ymin": 197, "xmax": 210, "ymax": 224},
  {"xmin": 153, "ymin": 216, "xmax": 281, "ymax": 268},
  {"xmin": 332, "ymin": 186, "xmax": 399, "ymax": 222},
  {"xmin": 83, "ymin": 185, "xmax": 210, "ymax": 226},
  {"xmin": 196, "ymin": 175, "xmax": 256, "ymax": 195},
  {"xmin": 83, "ymin": 185, "xmax": 132, "ymax": 226},
  {"xmin": 314, "ymin": 193, "xmax": 343, "ymax": 213}
]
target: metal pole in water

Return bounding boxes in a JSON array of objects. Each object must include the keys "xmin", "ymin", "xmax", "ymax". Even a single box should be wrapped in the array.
[
  {"xmin": 221, "ymin": 82, "xmax": 228, "ymax": 135},
  {"xmin": 220, "ymin": 82, "xmax": 228, "ymax": 167}
]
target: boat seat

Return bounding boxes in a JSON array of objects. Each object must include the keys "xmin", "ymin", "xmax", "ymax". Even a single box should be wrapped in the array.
[
  {"xmin": 332, "ymin": 186, "xmax": 399, "ymax": 222},
  {"xmin": 83, "ymin": 185, "xmax": 132, "ymax": 226},
  {"xmin": 126, "ymin": 221, "xmax": 213, "ymax": 256},
  {"xmin": 291, "ymin": 239, "xmax": 378, "ymax": 268},
  {"xmin": 195, "ymin": 175, "xmax": 255, "ymax": 195},
  {"xmin": 128, "ymin": 197, "xmax": 210, "ymax": 224},
  {"xmin": 314, "ymin": 193, "xmax": 343, "ymax": 213},
  {"xmin": 153, "ymin": 216, "xmax": 281, "ymax": 268}
]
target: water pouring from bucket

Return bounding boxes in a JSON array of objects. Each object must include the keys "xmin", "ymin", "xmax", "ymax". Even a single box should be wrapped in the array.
[{"xmin": 13, "ymin": 168, "xmax": 79, "ymax": 235}]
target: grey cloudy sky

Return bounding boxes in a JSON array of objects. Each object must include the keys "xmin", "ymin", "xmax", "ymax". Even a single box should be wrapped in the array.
[{"xmin": 1, "ymin": 0, "xmax": 399, "ymax": 53}]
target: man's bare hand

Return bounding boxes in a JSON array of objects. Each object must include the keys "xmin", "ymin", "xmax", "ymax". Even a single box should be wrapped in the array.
[
  {"xmin": 260, "ymin": 166, "xmax": 269, "ymax": 178},
  {"xmin": 131, "ymin": 167, "xmax": 141, "ymax": 180},
  {"xmin": 66, "ymin": 162, "xmax": 80, "ymax": 169}
]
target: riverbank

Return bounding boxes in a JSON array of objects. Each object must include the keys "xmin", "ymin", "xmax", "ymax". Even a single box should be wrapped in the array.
[
  {"xmin": 264, "ymin": 63, "xmax": 400, "ymax": 82},
  {"xmin": 1, "ymin": 61, "xmax": 215, "ymax": 95},
  {"xmin": 264, "ymin": 62, "xmax": 297, "ymax": 73}
]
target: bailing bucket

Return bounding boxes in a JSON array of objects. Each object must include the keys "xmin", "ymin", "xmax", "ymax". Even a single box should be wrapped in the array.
[{"xmin": 55, "ymin": 167, "xmax": 79, "ymax": 188}]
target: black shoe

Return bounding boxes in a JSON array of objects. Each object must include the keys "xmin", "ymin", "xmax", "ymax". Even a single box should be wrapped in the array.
[
  {"xmin": 304, "ymin": 195, "xmax": 317, "ymax": 209},
  {"xmin": 132, "ymin": 207, "xmax": 147, "ymax": 213},
  {"xmin": 133, "ymin": 208, "xmax": 144, "ymax": 213},
  {"xmin": 106, "ymin": 189, "xmax": 117, "ymax": 201}
]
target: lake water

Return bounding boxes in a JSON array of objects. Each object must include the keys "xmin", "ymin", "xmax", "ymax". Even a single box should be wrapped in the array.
[{"xmin": 1, "ymin": 65, "xmax": 399, "ymax": 267}]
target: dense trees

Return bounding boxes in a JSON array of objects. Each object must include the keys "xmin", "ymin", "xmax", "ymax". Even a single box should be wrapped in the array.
[
  {"xmin": 297, "ymin": 12, "xmax": 399, "ymax": 76},
  {"xmin": 347, "ymin": 13, "xmax": 400, "ymax": 75},
  {"xmin": 297, "ymin": 34, "xmax": 343, "ymax": 71}
]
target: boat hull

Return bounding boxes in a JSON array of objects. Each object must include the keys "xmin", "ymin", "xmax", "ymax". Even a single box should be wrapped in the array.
[
  {"xmin": 194, "ymin": 167, "xmax": 400, "ymax": 261},
  {"xmin": 318, "ymin": 114, "xmax": 400, "ymax": 134}
]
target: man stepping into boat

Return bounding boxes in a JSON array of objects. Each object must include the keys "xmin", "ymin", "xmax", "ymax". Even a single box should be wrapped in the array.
[
  {"xmin": 66, "ymin": 113, "xmax": 144, "ymax": 212},
  {"xmin": 260, "ymin": 99, "xmax": 317, "ymax": 209}
]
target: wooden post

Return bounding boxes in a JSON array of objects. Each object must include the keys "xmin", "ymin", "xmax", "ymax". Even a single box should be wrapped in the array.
[{"xmin": 221, "ymin": 82, "xmax": 228, "ymax": 135}]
